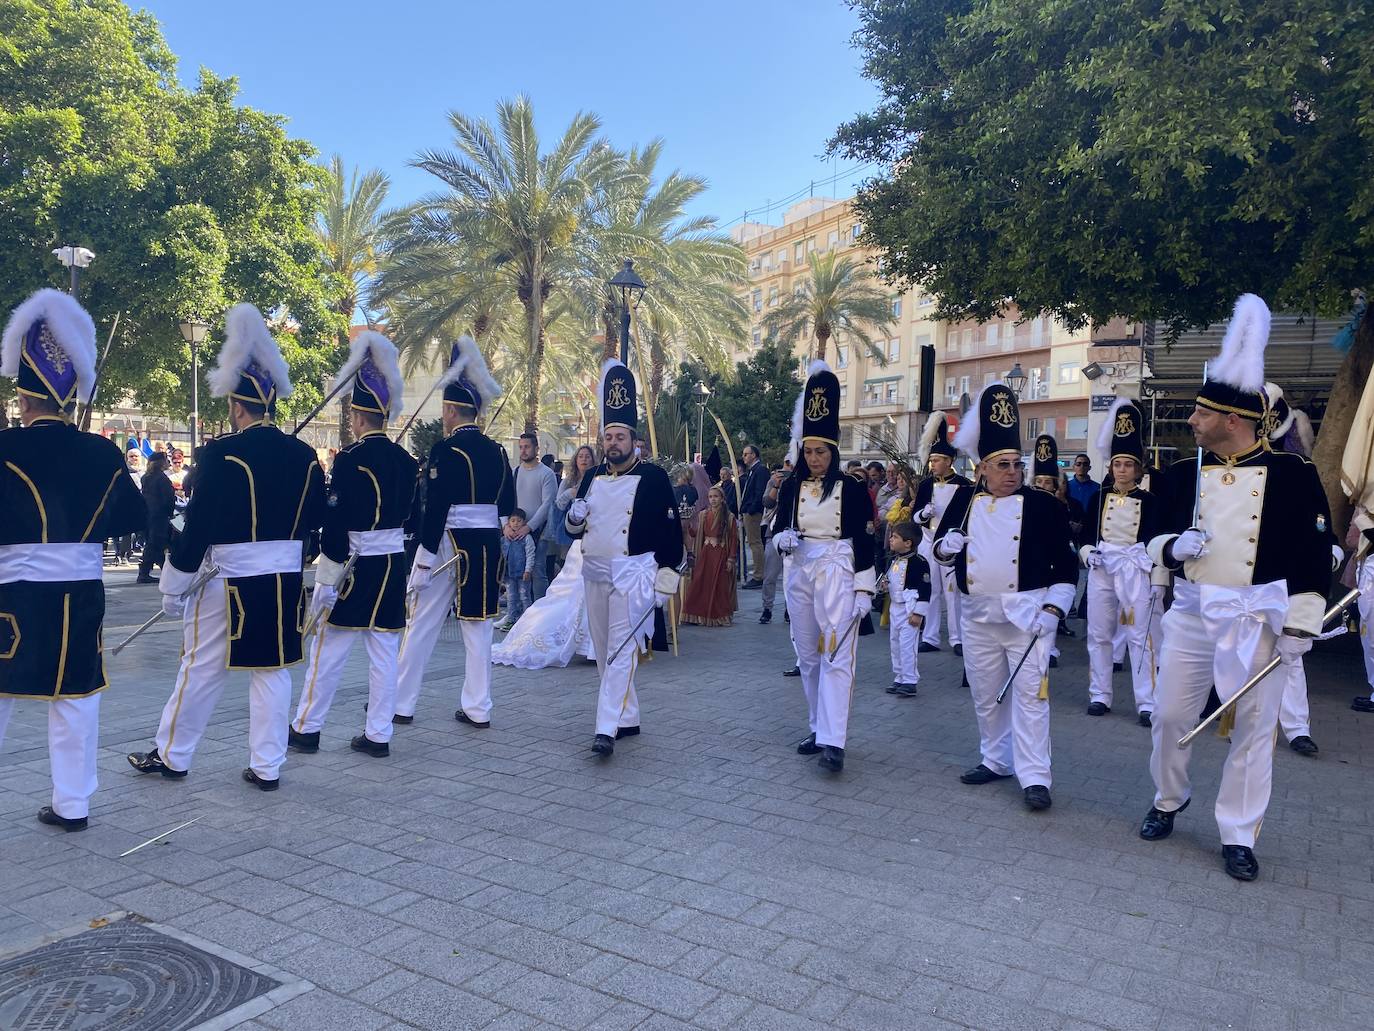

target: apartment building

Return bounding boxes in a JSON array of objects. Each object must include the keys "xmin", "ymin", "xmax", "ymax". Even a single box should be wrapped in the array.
[{"xmin": 730, "ymin": 196, "xmax": 1092, "ymax": 461}]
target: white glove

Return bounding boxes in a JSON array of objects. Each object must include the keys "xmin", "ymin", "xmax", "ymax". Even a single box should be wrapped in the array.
[
  {"xmin": 310, "ymin": 583, "xmax": 339, "ymax": 618},
  {"xmin": 773, "ymin": 528, "xmax": 801, "ymax": 555},
  {"xmin": 917, "ymin": 504, "xmax": 935, "ymax": 522},
  {"xmin": 852, "ymin": 592, "xmax": 873, "ymax": 621},
  {"xmin": 568, "ymin": 498, "xmax": 589, "ymax": 525},
  {"xmin": 1151, "ymin": 584, "xmax": 1166, "ymax": 603},
  {"xmin": 161, "ymin": 593, "xmax": 186, "ymax": 619},
  {"xmin": 1170, "ymin": 528, "xmax": 1210, "ymax": 561},
  {"xmin": 935, "ymin": 530, "xmax": 967, "ymax": 559},
  {"xmin": 654, "ymin": 566, "xmax": 681, "ymax": 608},
  {"xmin": 1276, "ymin": 633, "xmax": 1313, "ymax": 665},
  {"xmin": 1034, "ymin": 609, "xmax": 1059, "ymax": 639},
  {"xmin": 1332, "ymin": 543, "xmax": 1344, "ymax": 572},
  {"xmin": 407, "ymin": 562, "xmax": 432, "ymax": 594},
  {"xmin": 1083, "ymin": 548, "xmax": 1104, "ymax": 570}
]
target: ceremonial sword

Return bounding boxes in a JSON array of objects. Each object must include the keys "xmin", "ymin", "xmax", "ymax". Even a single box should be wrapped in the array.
[
  {"xmin": 996, "ymin": 629, "xmax": 1044, "ymax": 704},
  {"xmin": 606, "ymin": 558, "xmax": 691, "ymax": 666},
  {"xmin": 404, "ymin": 550, "xmax": 463, "ymax": 610},
  {"xmin": 110, "ymin": 564, "xmax": 221, "ymax": 654},
  {"xmin": 302, "ymin": 552, "xmax": 359, "ymax": 638}
]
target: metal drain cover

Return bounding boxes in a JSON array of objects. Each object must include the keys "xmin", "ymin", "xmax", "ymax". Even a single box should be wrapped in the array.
[{"xmin": 0, "ymin": 915, "xmax": 307, "ymax": 1030}]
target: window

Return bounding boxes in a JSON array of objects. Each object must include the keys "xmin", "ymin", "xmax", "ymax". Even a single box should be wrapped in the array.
[
  {"xmin": 828, "ymin": 230, "xmax": 840, "ymax": 250},
  {"xmin": 891, "ymin": 296, "xmax": 902, "ymax": 318},
  {"xmin": 876, "ymin": 255, "xmax": 886, "ymax": 275},
  {"xmin": 777, "ymin": 248, "xmax": 787, "ymax": 267},
  {"xmin": 751, "ymin": 289, "xmax": 762, "ymax": 313},
  {"xmin": 795, "ymin": 242, "xmax": 805, "ymax": 264},
  {"xmin": 944, "ymin": 376, "xmax": 957, "ymax": 399},
  {"xmin": 1066, "ymin": 416, "xmax": 1089, "ymax": 439},
  {"xmin": 1044, "ymin": 417, "xmax": 1057, "ymax": 438},
  {"xmin": 914, "ymin": 332, "xmax": 931, "ymax": 353},
  {"xmin": 958, "ymin": 374, "xmax": 970, "ymax": 397},
  {"xmin": 752, "ymin": 328, "xmax": 761, "ymax": 346},
  {"xmin": 837, "ymin": 344, "xmax": 849, "ymax": 369},
  {"xmin": 807, "ymin": 236, "xmax": 817, "ymax": 255},
  {"xmin": 748, "ymin": 258, "xmax": 760, "ymax": 275},
  {"xmin": 768, "ymin": 286, "xmax": 778, "ymax": 307},
  {"xmin": 982, "ymin": 371, "xmax": 996, "ymax": 389},
  {"xmin": 887, "ymin": 338, "xmax": 900, "ymax": 362},
  {"xmin": 761, "ymin": 253, "xmax": 772, "ymax": 272},
  {"xmin": 986, "ymin": 322, "xmax": 998, "ymax": 347},
  {"xmin": 1058, "ymin": 361, "xmax": 1081, "ymax": 384},
  {"xmin": 839, "ymin": 425, "xmax": 854, "ymax": 451},
  {"xmin": 919, "ymin": 296, "xmax": 933, "ymax": 307},
  {"xmin": 851, "ymin": 223, "xmax": 862, "ymax": 240},
  {"xmin": 885, "ymin": 380, "xmax": 899, "ymax": 403},
  {"xmin": 839, "ymin": 384, "xmax": 848, "ymax": 407},
  {"xmin": 864, "ymin": 382, "xmax": 881, "ymax": 406},
  {"xmin": 1025, "ymin": 418, "xmax": 1040, "ymax": 440}
]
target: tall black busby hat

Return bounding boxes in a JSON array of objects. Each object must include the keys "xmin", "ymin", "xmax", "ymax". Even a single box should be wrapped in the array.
[
  {"xmin": 208, "ymin": 303, "xmax": 293, "ymax": 410},
  {"xmin": 953, "ymin": 382, "xmax": 1021, "ymax": 463},
  {"xmin": 1097, "ymin": 398, "xmax": 1146, "ymax": 466},
  {"xmin": 333, "ymin": 330, "xmax": 404, "ymax": 421},
  {"xmin": 789, "ymin": 360, "xmax": 840, "ymax": 453},
  {"xmin": 2, "ymin": 288, "xmax": 97, "ymax": 410},
  {"xmin": 439, "ymin": 335, "xmax": 500, "ymax": 417},
  {"xmin": 1196, "ymin": 294, "xmax": 1269, "ymax": 422},
  {"xmin": 1031, "ymin": 434, "xmax": 1059, "ymax": 480},
  {"xmin": 599, "ymin": 358, "xmax": 638, "ymax": 432},
  {"xmin": 916, "ymin": 411, "xmax": 956, "ymax": 465}
]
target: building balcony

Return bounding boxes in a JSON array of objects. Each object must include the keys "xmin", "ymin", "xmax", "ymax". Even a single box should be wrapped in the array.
[{"xmin": 859, "ymin": 396, "xmax": 904, "ymax": 409}]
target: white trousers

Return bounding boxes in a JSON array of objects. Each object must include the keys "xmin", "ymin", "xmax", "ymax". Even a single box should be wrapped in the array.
[
  {"xmin": 1358, "ymin": 567, "xmax": 1374, "ymax": 689},
  {"xmin": 155, "ymin": 584, "xmax": 291, "ymax": 779},
  {"xmin": 394, "ymin": 535, "xmax": 494, "ymax": 722},
  {"xmin": 0, "ymin": 694, "xmax": 101, "ymax": 819},
  {"xmin": 963, "ymin": 616, "xmax": 1052, "ymax": 788},
  {"xmin": 293, "ymin": 625, "xmax": 399, "ymax": 743},
  {"xmin": 888, "ymin": 597, "xmax": 920, "ymax": 685},
  {"xmin": 1149, "ymin": 607, "xmax": 1282, "ymax": 848},
  {"xmin": 1277, "ymin": 659, "xmax": 1310, "ymax": 742},
  {"xmin": 783, "ymin": 553, "xmax": 857, "ymax": 749},
  {"xmin": 920, "ymin": 540, "xmax": 962, "ymax": 647},
  {"xmin": 1086, "ymin": 569, "xmax": 1155, "ymax": 713},
  {"xmin": 584, "ymin": 578, "xmax": 643, "ymax": 737}
]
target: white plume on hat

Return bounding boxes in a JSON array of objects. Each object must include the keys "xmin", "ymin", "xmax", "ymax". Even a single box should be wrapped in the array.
[
  {"xmin": 1, "ymin": 288, "xmax": 98, "ymax": 403},
  {"xmin": 1209, "ymin": 293, "xmax": 1270, "ymax": 391},
  {"xmin": 208, "ymin": 302, "xmax": 293, "ymax": 399},
  {"xmin": 785, "ymin": 359, "xmax": 830, "ymax": 466},
  {"xmin": 915, "ymin": 411, "xmax": 944, "ymax": 467},
  {"xmin": 1095, "ymin": 396, "xmax": 1132, "ymax": 452},
  {"xmin": 438, "ymin": 334, "xmax": 501, "ymax": 416},
  {"xmin": 334, "ymin": 329, "xmax": 405, "ymax": 419}
]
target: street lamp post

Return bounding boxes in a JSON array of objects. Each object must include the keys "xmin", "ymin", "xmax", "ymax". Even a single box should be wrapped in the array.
[
  {"xmin": 52, "ymin": 246, "xmax": 96, "ymax": 297},
  {"xmin": 608, "ymin": 259, "xmax": 646, "ymax": 366},
  {"xmin": 691, "ymin": 381, "xmax": 711, "ymax": 460},
  {"xmin": 1005, "ymin": 361, "xmax": 1027, "ymax": 399},
  {"xmin": 179, "ymin": 317, "xmax": 210, "ymax": 460}
]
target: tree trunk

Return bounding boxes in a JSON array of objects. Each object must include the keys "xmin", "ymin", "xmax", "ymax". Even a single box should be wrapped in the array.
[
  {"xmin": 815, "ymin": 328, "xmax": 830, "ymax": 363},
  {"xmin": 338, "ymin": 394, "xmax": 353, "ymax": 447},
  {"xmin": 523, "ymin": 271, "xmax": 545, "ymax": 433},
  {"xmin": 601, "ymin": 300, "xmax": 618, "ymax": 363},
  {"xmin": 1312, "ymin": 304, "xmax": 1374, "ymax": 539}
]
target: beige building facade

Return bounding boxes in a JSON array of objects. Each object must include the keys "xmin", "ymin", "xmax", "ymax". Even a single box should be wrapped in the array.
[{"xmin": 730, "ymin": 197, "xmax": 1095, "ymax": 463}]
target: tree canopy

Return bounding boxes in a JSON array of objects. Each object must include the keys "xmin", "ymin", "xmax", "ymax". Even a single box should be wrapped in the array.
[
  {"xmin": 832, "ymin": 0, "xmax": 1374, "ymax": 334},
  {"xmin": 0, "ymin": 0, "xmax": 339, "ymax": 424}
]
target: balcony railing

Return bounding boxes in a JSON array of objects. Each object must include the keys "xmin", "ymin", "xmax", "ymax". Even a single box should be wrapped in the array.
[{"xmin": 860, "ymin": 396, "xmax": 904, "ymax": 408}]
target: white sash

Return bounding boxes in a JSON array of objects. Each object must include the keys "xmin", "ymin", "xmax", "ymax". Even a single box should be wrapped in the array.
[
  {"xmin": 0, "ymin": 543, "xmax": 104, "ymax": 584},
  {"xmin": 446, "ymin": 504, "xmax": 499, "ymax": 529},
  {"xmin": 209, "ymin": 540, "xmax": 303, "ymax": 578},
  {"xmin": 348, "ymin": 527, "xmax": 404, "ymax": 556}
]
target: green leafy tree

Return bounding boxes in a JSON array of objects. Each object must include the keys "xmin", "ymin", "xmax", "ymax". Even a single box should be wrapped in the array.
[
  {"xmin": 832, "ymin": 0, "xmax": 1374, "ymax": 526},
  {"xmin": 761, "ymin": 251, "xmax": 892, "ymax": 365},
  {"xmin": 664, "ymin": 340, "xmax": 802, "ymax": 466}
]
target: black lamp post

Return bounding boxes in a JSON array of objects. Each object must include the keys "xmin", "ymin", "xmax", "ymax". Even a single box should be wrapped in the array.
[
  {"xmin": 52, "ymin": 246, "xmax": 95, "ymax": 297},
  {"xmin": 608, "ymin": 259, "xmax": 646, "ymax": 365},
  {"xmin": 691, "ymin": 381, "xmax": 711, "ymax": 459},
  {"xmin": 1005, "ymin": 361, "xmax": 1027, "ymax": 399},
  {"xmin": 179, "ymin": 317, "xmax": 210, "ymax": 459}
]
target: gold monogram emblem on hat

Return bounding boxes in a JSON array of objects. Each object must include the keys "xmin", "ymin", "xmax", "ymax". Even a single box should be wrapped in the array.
[
  {"xmin": 1259, "ymin": 407, "xmax": 1278, "ymax": 439},
  {"xmin": 1114, "ymin": 410, "xmax": 1134, "ymax": 436},
  {"xmin": 38, "ymin": 324, "xmax": 68, "ymax": 373},
  {"xmin": 988, "ymin": 391, "xmax": 1016, "ymax": 428},
  {"xmin": 606, "ymin": 379, "xmax": 630, "ymax": 409},
  {"xmin": 1035, "ymin": 440, "xmax": 1051, "ymax": 462},
  {"xmin": 805, "ymin": 386, "xmax": 830, "ymax": 420}
]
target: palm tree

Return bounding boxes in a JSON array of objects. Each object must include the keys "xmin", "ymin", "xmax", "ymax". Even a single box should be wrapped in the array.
[
  {"xmin": 316, "ymin": 154, "xmax": 389, "ymax": 444},
  {"xmin": 762, "ymin": 251, "xmax": 893, "ymax": 364}
]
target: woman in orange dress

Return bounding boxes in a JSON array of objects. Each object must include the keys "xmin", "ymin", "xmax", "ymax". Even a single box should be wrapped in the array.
[{"xmin": 682, "ymin": 485, "xmax": 738, "ymax": 626}]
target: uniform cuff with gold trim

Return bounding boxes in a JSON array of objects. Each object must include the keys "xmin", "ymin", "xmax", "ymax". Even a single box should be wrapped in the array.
[
  {"xmin": 1285, "ymin": 592, "xmax": 1325, "ymax": 637},
  {"xmin": 854, "ymin": 567, "xmax": 877, "ymax": 594},
  {"xmin": 159, "ymin": 563, "xmax": 198, "ymax": 600},
  {"xmin": 1147, "ymin": 534, "xmax": 1180, "ymax": 569}
]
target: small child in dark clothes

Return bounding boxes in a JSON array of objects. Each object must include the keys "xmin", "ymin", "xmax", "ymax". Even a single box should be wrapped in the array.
[{"xmin": 497, "ymin": 508, "xmax": 536, "ymax": 630}]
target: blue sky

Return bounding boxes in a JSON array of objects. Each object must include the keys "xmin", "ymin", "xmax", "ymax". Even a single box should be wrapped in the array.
[{"xmin": 139, "ymin": 0, "xmax": 880, "ymax": 230}]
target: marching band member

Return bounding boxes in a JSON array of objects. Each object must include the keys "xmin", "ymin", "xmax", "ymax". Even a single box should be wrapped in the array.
[
  {"xmin": 566, "ymin": 359, "xmax": 682, "ymax": 757},
  {"xmin": 1140, "ymin": 295, "xmax": 1331, "ymax": 881},
  {"xmin": 129, "ymin": 304, "xmax": 326, "ymax": 790},
  {"xmin": 884, "ymin": 522, "xmax": 931, "ymax": 697},
  {"xmin": 1029, "ymin": 431, "xmax": 1072, "ymax": 664},
  {"xmin": 933, "ymin": 385, "xmax": 1076, "ymax": 810},
  {"xmin": 1080, "ymin": 401, "xmax": 1162, "ymax": 725},
  {"xmin": 0, "ymin": 290, "xmax": 143, "ymax": 829},
  {"xmin": 771, "ymin": 361, "xmax": 877, "ymax": 773},
  {"xmin": 394, "ymin": 337, "xmax": 513, "ymax": 728},
  {"xmin": 288, "ymin": 331, "xmax": 417, "ymax": 756},
  {"xmin": 912, "ymin": 413, "xmax": 970, "ymax": 655}
]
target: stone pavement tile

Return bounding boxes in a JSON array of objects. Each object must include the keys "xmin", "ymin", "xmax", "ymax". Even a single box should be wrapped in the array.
[
  {"xmin": 1034, "ymin": 979, "xmax": 1163, "ymax": 1031},
  {"xmin": 581, "ymin": 917, "xmax": 697, "ymax": 968},
  {"xmin": 482, "ymin": 925, "xmax": 604, "ymax": 977},
  {"xmin": 256, "ymin": 989, "xmax": 392, "ymax": 1031},
  {"xmin": 672, "ymin": 910, "xmax": 786, "ymax": 958},
  {"xmin": 931, "ymin": 983, "xmax": 1064, "ymax": 1031},
  {"xmin": 389, "ymin": 896, "xmax": 495, "ymax": 940},
  {"xmin": 667, "ymin": 944, "xmax": 727, "ymax": 980},
  {"xmin": 202, "ymin": 870, "xmax": 315, "ymax": 915},
  {"xmin": 316, "ymin": 841, "xmax": 406, "ymax": 875},
  {"xmin": 486, "ymin": 968, "xmax": 623, "ymax": 1029},
  {"xmin": 7, "ymin": 885, "xmax": 119, "ymax": 929},
  {"xmin": 698, "ymin": 954, "xmax": 823, "ymax": 1012},
  {"xmin": 374, "ymin": 974, "xmax": 507, "ymax": 1030},
  {"xmin": 688, "ymin": 991, "xmax": 754, "ymax": 1029},
  {"xmin": 549, "ymin": 879, "xmax": 674, "ymax": 926},
  {"xmin": 378, "ymin": 930, "xmax": 506, "ymax": 987},
  {"xmin": 567, "ymin": 952, "xmax": 631, "ymax": 988},
  {"xmin": 634, "ymin": 873, "xmax": 757, "ymax": 919},
  {"xmin": 109, "ymin": 882, "xmax": 215, "ymax": 921},
  {"xmin": 583, "ymin": 999, "xmax": 651, "ymax": 1031},
  {"xmin": 597, "ymin": 959, "xmax": 719, "ymax": 1019},
  {"xmin": 462, "ymin": 958, "xmax": 538, "ymax": 997},
  {"xmin": 476, "ymin": 888, "xmax": 589, "ymax": 932},
  {"xmin": 266, "ymin": 934, "xmax": 402, "ymax": 994}
]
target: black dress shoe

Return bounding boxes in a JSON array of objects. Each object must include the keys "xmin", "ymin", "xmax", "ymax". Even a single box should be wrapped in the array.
[
  {"xmin": 960, "ymin": 763, "xmax": 1012, "ymax": 785},
  {"xmin": 783, "ymin": 665, "xmax": 801, "ymax": 677},
  {"xmin": 615, "ymin": 725, "xmax": 640, "ymax": 739},
  {"xmin": 818, "ymin": 745, "xmax": 844, "ymax": 772},
  {"xmin": 134, "ymin": 574, "xmax": 158, "ymax": 584},
  {"xmin": 1222, "ymin": 845, "xmax": 1259, "ymax": 881},
  {"xmin": 952, "ymin": 643, "xmax": 963, "ymax": 657},
  {"xmin": 759, "ymin": 609, "xmax": 772, "ymax": 624},
  {"xmin": 127, "ymin": 748, "xmax": 187, "ymax": 779},
  {"xmin": 1023, "ymin": 785, "xmax": 1052, "ymax": 810},
  {"xmin": 287, "ymin": 727, "xmax": 319, "ymax": 753},
  {"xmin": 37, "ymin": 806, "xmax": 87, "ymax": 832},
  {"xmin": 242, "ymin": 768, "xmax": 279, "ymax": 791},
  {"xmin": 784, "ymin": 610, "xmax": 789, "ymax": 623},
  {"xmin": 1139, "ymin": 798, "xmax": 1189, "ymax": 840},
  {"xmin": 961, "ymin": 672, "xmax": 969, "ymax": 688},
  {"xmin": 796, "ymin": 733, "xmax": 822, "ymax": 755},
  {"xmin": 1057, "ymin": 622, "xmax": 1075, "ymax": 638},
  {"xmin": 456, "ymin": 710, "xmax": 491, "ymax": 729},
  {"xmin": 1113, "ymin": 661, "xmax": 1124, "ymax": 673},
  {"xmin": 392, "ymin": 713, "xmax": 413, "ymax": 724},
  {"xmin": 592, "ymin": 734, "xmax": 614, "ymax": 757},
  {"xmin": 1049, "ymin": 655, "xmax": 1059, "ymax": 668},
  {"xmin": 743, "ymin": 580, "xmax": 763, "ymax": 590},
  {"xmin": 885, "ymin": 682, "xmax": 901, "ymax": 694},
  {"xmin": 1137, "ymin": 711, "xmax": 1152, "ymax": 727},
  {"xmin": 350, "ymin": 734, "xmax": 390, "ymax": 757},
  {"xmin": 918, "ymin": 641, "xmax": 940, "ymax": 653},
  {"xmin": 1086, "ymin": 702, "xmax": 1110, "ymax": 716},
  {"xmin": 1289, "ymin": 735, "xmax": 1319, "ymax": 756},
  {"xmin": 1352, "ymin": 696, "xmax": 1374, "ymax": 713},
  {"xmin": 896, "ymin": 683, "xmax": 918, "ymax": 697}
]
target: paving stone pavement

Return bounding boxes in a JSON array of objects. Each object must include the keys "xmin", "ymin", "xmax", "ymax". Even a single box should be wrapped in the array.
[{"xmin": 2, "ymin": 567, "xmax": 1373, "ymax": 1030}]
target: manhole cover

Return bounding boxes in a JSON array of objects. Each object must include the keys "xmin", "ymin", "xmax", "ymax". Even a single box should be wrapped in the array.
[{"xmin": 0, "ymin": 916, "xmax": 290, "ymax": 1030}]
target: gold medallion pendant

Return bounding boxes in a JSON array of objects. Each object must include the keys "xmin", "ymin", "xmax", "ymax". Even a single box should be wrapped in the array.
[{"xmin": 1220, "ymin": 471, "xmax": 1236, "ymax": 486}]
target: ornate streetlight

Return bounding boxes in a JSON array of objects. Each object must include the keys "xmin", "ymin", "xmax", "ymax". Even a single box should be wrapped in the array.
[
  {"xmin": 608, "ymin": 259, "xmax": 646, "ymax": 365},
  {"xmin": 179, "ymin": 317, "xmax": 211, "ymax": 459}
]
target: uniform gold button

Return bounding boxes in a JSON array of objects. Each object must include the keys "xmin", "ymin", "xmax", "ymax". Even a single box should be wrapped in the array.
[
  {"xmin": 1248, "ymin": 538, "xmax": 1256, "ymax": 543},
  {"xmin": 1246, "ymin": 560, "xmax": 1253, "ymax": 566},
  {"xmin": 1251, "ymin": 490, "xmax": 1260, "ymax": 497}
]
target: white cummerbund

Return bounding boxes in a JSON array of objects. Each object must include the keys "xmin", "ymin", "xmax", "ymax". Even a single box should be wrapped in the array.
[
  {"xmin": 446, "ymin": 503, "xmax": 499, "ymax": 530},
  {"xmin": 209, "ymin": 540, "xmax": 303, "ymax": 578},
  {"xmin": 0, "ymin": 543, "xmax": 104, "ymax": 584},
  {"xmin": 348, "ymin": 527, "xmax": 405, "ymax": 556}
]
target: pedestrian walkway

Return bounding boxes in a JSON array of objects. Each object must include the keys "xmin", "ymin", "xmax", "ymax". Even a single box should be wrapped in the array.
[{"xmin": 1, "ymin": 577, "xmax": 1372, "ymax": 1030}]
